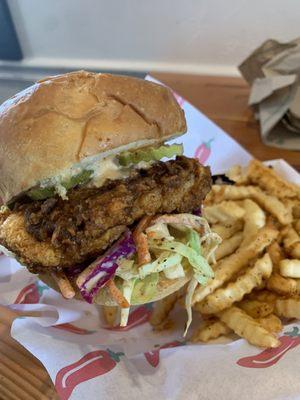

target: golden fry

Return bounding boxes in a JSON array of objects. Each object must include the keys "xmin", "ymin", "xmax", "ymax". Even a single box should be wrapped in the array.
[
  {"xmin": 281, "ymin": 226, "xmax": 300, "ymax": 259},
  {"xmin": 279, "ymin": 259, "xmax": 300, "ymax": 278},
  {"xmin": 150, "ymin": 291, "xmax": 179, "ymax": 327},
  {"xmin": 192, "ymin": 227, "xmax": 278, "ymax": 305},
  {"xmin": 191, "ymin": 319, "xmax": 231, "ymax": 342},
  {"xmin": 267, "ymin": 272, "xmax": 298, "ymax": 296},
  {"xmin": 241, "ymin": 199, "xmax": 266, "ymax": 246},
  {"xmin": 250, "ymin": 290, "xmax": 277, "ymax": 304},
  {"xmin": 215, "ymin": 232, "xmax": 243, "ymax": 261},
  {"xmin": 226, "ymin": 165, "xmax": 248, "ymax": 184},
  {"xmin": 238, "ymin": 299, "xmax": 274, "ymax": 318},
  {"xmin": 256, "ymin": 314, "xmax": 282, "ymax": 334},
  {"xmin": 203, "ymin": 201, "xmax": 245, "ymax": 225},
  {"xmin": 246, "ymin": 159, "xmax": 300, "ymax": 199},
  {"xmin": 294, "ymin": 219, "xmax": 300, "ymax": 235},
  {"xmin": 152, "ymin": 318, "xmax": 174, "ymax": 332},
  {"xmin": 196, "ymin": 253, "xmax": 273, "ymax": 314},
  {"xmin": 212, "ymin": 185, "xmax": 292, "ymax": 225},
  {"xmin": 294, "ymin": 205, "xmax": 300, "ymax": 219},
  {"xmin": 102, "ymin": 305, "xmax": 118, "ymax": 327},
  {"xmin": 212, "ymin": 220, "xmax": 244, "ymax": 240},
  {"xmin": 191, "ymin": 160, "xmax": 300, "ymax": 349},
  {"xmin": 267, "ymin": 241, "xmax": 284, "ymax": 270},
  {"xmin": 218, "ymin": 306, "xmax": 280, "ymax": 348},
  {"xmin": 275, "ymin": 298, "xmax": 300, "ymax": 319}
]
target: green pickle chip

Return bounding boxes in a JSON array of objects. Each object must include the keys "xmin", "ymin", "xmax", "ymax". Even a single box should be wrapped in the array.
[
  {"xmin": 27, "ymin": 169, "xmax": 93, "ymax": 200},
  {"xmin": 118, "ymin": 143, "xmax": 183, "ymax": 166}
]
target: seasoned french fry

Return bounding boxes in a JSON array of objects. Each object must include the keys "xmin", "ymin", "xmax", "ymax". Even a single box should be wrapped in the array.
[
  {"xmin": 251, "ymin": 290, "xmax": 277, "ymax": 304},
  {"xmin": 267, "ymin": 241, "xmax": 284, "ymax": 270},
  {"xmin": 191, "ymin": 319, "xmax": 231, "ymax": 342},
  {"xmin": 246, "ymin": 159, "xmax": 300, "ymax": 199},
  {"xmin": 212, "ymin": 220, "xmax": 243, "ymax": 240},
  {"xmin": 279, "ymin": 259, "xmax": 300, "ymax": 278},
  {"xmin": 267, "ymin": 272, "xmax": 298, "ymax": 296},
  {"xmin": 275, "ymin": 298, "xmax": 300, "ymax": 319},
  {"xmin": 281, "ymin": 226, "xmax": 300, "ymax": 259},
  {"xmin": 215, "ymin": 232, "xmax": 243, "ymax": 261},
  {"xmin": 203, "ymin": 201, "xmax": 245, "ymax": 225},
  {"xmin": 192, "ymin": 227, "xmax": 278, "ymax": 305},
  {"xmin": 196, "ymin": 254, "xmax": 273, "ymax": 314},
  {"xmin": 294, "ymin": 205, "xmax": 300, "ymax": 219},
  {"xmin": 212, "ymin": 186, "xmax": 292, "ymax": 225},
  {"xmin": 256, "ymin": 314, "xmax": 282, "ymax": 334},
  {"xmin": 241, "ymin": 199, "xmax": 266, "ymax": 247},
  {"xmin": 218, "ymin": 306, "xmax": 280, "ymax": 348},
  {"xmin": 150, "ymin": 291, "xmax": 179, "ymax": 327},
  {"xmin": 226, "ymin": 165, "xmax": 248, "ymax": 184},
  {"xmin": 152, "ymin": 318, "xmax": 174, "ymax": 332},
  {"xmin": 102, "ymin": 305, "xmax": 118, "ymax": 327},
  {"xmin": 295, "ymin": 219, "xmax": 300, "ymax": 235},
  {"xmin": 191, "ymin": 160, "xmax": 300, "ymax": 349},
  {"xmin": 238, "ymin": 299, "xmax": 274, "ymax": 318}
]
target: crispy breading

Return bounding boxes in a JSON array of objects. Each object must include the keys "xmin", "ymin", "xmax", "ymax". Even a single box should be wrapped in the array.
[{"xmin": 0, "ymin": 157, "xmax": 211, "ymax": 272}]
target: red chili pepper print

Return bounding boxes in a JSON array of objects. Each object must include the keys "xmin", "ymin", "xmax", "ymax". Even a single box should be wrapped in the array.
[
  {"xmin": 14, "ymin": 281, "xmax": 48, "ymax": 304},
  {"xmin": 106, "ymin": 304, "xmax": 152, "ymax": 331},
  {"xmin": 237, "ymin": 326, "xmax": 300, "ymax": 368},
  {"xmin": 53, "ymin": 323, "xmax": 95, "ymax": 335},
  {"xmin": 194, "ymin": 138, "xmax": 214, "ymax": 164},
  {"xmin": 144, "ymin": 340, "xmax": 184, "ymax": 367},
  {"xmin": 55, "ymin": 349, "xmax": 123, "ymax": 400}
]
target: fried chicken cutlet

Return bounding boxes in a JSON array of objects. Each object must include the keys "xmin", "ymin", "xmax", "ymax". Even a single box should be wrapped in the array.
[{"xmin": 0, "ymin": 156, "xmax": 211, "ymax": 273}]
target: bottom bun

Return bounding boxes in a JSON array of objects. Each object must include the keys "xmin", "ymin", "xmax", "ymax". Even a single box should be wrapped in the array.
[{"xmin": 39, "ymin": 270, "xmax": 192, "ymax": 306}]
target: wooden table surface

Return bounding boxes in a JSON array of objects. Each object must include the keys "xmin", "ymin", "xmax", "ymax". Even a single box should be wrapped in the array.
[{"xmin": 0, "ymin": 73, "xmax": 299, "ymax": 400}]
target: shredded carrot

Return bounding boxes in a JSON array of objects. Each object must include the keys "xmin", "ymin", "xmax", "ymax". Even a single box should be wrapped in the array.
[
  {"xmin": 52, "ymin": 271, "xmax": 75, "ymax": 299},
  {"xmin": 133, "ymin": 216, "xmax": 153, "ymax": 266},
  {"xmin": 106, "ymin": 279, "xmax": 130, "ymax": 308}
]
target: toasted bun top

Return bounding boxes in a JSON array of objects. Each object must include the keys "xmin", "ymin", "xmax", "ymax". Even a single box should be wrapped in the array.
[{"xmin": 0, "ymin": 71, "xmax": 186, "ymax": 203}]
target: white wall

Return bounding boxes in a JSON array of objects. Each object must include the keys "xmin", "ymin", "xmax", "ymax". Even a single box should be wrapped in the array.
[{"xmin": 7, "ymin": 0, "xmax": 300, "ymax": 75}]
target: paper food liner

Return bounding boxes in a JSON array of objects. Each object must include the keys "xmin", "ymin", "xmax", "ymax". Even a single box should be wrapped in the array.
[{"xmin": 2, "ymin": 76, "xmax": 300, "ymax": 400}]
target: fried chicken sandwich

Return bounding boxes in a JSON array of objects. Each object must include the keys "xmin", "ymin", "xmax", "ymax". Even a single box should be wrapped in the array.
[{"xmin": 0, "ymin": 71, "xmax": 219, "ymax": 328}]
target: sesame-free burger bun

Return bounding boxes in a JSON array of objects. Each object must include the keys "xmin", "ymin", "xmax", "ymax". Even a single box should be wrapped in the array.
[{"xmin": 0, "ymin": 71, "xmax": 186, "ymax": 204}]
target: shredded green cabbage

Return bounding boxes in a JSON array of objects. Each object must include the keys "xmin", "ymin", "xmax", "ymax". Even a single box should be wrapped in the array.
[
  {"xmin": 184, "ymin": 278, "xmax": 198, "ymax": 336},
  {"xmin": 187, "ymin": 229, "xmax": 201, "ymax": 253},
  {"xmin": 163, "ymin": 261, "xmax": 185, "ymax": 279},
  {"xmin": 118, "ymin": 144, "xmax": 183, "ymax": 166},
  {"xmin": 149, "ymin": 239, "xmax": 214, "ymax": 282},
  {"xmin": 116, "ymin": 214, "xmax": 221, "ymax": 333},
  {"xmin": 120, "ymin": 278, "xmax": 136, "ymax": 326},
  {"xmin": 116, "ymin": 259, "xmax": 139, "ymax": 281},
  {"xmin": 139, "ymin": 252, "xmax": 182, "ymax": 279},
  {"xmin": 131, "ymin": 273, "xmax": 159, "ymax": 304}
]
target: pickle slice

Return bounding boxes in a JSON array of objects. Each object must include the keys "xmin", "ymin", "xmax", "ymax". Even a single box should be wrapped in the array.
[
  {"xmin": 118, "ymin": 143, "xmax": 183, "ymax": 166},
  {"xmin": 27, "ymin": 169, "xmax": 93, "ymax": 200}
]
